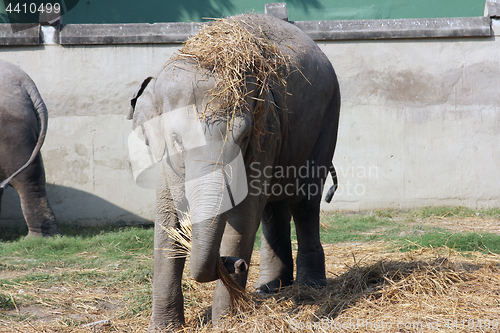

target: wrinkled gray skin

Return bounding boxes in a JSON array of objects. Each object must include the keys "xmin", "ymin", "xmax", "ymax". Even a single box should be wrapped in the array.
[
  {"xmin": 0, "ymin": 60, "xmax": 57, "ymax": 237},
  {"xmin": 129, "ymin": 14, "xmax": 340, "ymax": 332}
]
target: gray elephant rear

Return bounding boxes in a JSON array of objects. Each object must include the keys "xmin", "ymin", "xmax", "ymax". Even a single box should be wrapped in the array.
[{"xmin": 0, "ymin": 60, "xmax": 57, "ymax": 237}]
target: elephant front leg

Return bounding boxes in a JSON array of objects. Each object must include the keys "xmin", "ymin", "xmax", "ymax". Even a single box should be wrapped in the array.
[
  {"xmin": 149, "ymin": 219, "xmax": 186, "ymax": 332},
  {"xmin": 255, "ymin": 200, "xmax": 294, "ymax": 293}
]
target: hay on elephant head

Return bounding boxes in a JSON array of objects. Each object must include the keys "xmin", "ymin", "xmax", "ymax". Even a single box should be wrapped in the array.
[{"xmin": 173, "ymin": 17, "xmax": 289, "ymax": 120}]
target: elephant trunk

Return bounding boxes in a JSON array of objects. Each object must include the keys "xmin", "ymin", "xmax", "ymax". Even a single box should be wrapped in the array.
[
  {"xmin": 186, "ymin": 167, "xmax": 247, "ymax": 283},
  {"xmin": 189, "ymin": 213, "xmax": 226, "ymax": 282}
]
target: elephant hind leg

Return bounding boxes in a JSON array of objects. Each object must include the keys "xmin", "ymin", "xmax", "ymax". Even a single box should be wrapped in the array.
[
  {"xmin": 290, "ymin": 196, "xmax": 326, "ymax": 288},
  {"xmin": 254, "ymin": 199, "xmax": 294, "ymax": 293},
  {"xmin": 0, "ymin": 187, "xmax": 3, "ymax": 216},
  {"xmin": 11, "ymin": 156, "xmax": 57, "ymax": 237}
]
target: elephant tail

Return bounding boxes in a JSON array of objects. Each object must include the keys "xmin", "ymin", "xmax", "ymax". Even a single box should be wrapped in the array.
[
  {"xmin": 0, "ymin": 80, "xmax": 48, "ymax": 190},
  {"xmin": 324, "ymin": 163, "xmax": 338, "ymax": 203}
]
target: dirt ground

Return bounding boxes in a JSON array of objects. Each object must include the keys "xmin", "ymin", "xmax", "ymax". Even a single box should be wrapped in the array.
[
  {"xmin": 418, "ymin": 216, "xmax": 500, "ymax": 235},
  {"xmin": 1, "ymin": 216, "xmax": 500, "ymax": 332}
]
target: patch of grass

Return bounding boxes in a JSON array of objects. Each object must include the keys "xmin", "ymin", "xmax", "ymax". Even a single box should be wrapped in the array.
[
  {"xmin": 1, "ymin": 225, "xmax": 155, "ymax": 329},
  {"xmin": 401, "ymin": 231, "xmax": 500, "ymax": 253},
  {"xmin": 121, "ymin": 284, "xmax": 152, "ymax": 318},
  {"xmin": 1, "ymin": 226, "xmax": 154, "ymax": 295},
  {"xmin": 0, "ymin": 226, "xmax": 153, "ymax": 270},
  {"xmin": 408, "ymin": 205, "xmax": 500, "ymax": 219},
  {"xmin": 0, "ymin": 292, "xmax": 14, "ymax": 310},
  {"xmin": 319, "ymin": 212, "xmax": 396, "ymax": 243},
  {"xmin": 318, "ymin": 207, "xmax": 500, "ymax": 254},
  {"xmin": 482, "ymin": 207, "xmax": 500, "ymax": 217}
]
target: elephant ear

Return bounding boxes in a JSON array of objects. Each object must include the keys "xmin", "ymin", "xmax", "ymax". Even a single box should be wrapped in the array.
[
  {"xmin": 128, "ymin": 76, "xmax": 166, "ymax": 162},
  {"xmin": 128, "ymin": 76, "xmax": 154, "ymax": 120}
]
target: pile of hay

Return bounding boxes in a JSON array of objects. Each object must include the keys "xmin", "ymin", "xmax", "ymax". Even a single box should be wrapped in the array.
[
  {"xmin": 173, "ymin": 16, "xmax": 289, "ymax": 118},
  {"xmin": 2, "ymin": 242, "xmax": 500, "ymax": 332},
  {"xmin": 181, "ymin": 243, "xmax": 500, "ymax": 332}
]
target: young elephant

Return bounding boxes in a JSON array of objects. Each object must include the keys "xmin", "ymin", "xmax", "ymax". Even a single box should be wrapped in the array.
[
  {"xmin": 129, "ymin": 14, "xmax": 340, "ymax": 331},
  {"xmin": 0, "ymin": 60, "xmax": 57, "ymax": 237}
]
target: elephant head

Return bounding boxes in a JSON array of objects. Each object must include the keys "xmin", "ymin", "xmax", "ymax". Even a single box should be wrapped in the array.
[{"xmin": 128, "ymin": 59, "xmax": 277, "ymax": 282}]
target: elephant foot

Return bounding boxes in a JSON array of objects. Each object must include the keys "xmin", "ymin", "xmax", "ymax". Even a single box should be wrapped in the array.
[
  {"xmin": 148, "ymin": 321, "xmax": 184, "ymax": 333},
  {"xmin": 295, "ymin": 245, "xmax": 327, "ymax": 288},
  {"xmin": 295, "ymin": 272, "xmax": 327, "ymax": 288},
  {"xmin": 255, "ymin": 277, "xmax": 293, "ymax": 293},
  {"xmin": 254, "ymin": 269, "xmax": 293, "ymax": 293},
  {"xmin": 27, "ymin": 223, "xmax": 59, "ymax": 237}
]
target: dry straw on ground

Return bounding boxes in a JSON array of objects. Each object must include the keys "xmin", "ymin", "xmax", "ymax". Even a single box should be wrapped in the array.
[
  {"xmin": 198, "ymin": 243, "xmax": 500, "ymax": 333},
  {"xmin": 2, "ymin": 242, "xmax": 500, "ymax": 332}
]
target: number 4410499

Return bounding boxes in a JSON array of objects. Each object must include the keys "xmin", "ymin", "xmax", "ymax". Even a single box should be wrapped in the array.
[{"xmin": 5, "ymin": 3, "xmax": 61, "ymax": 14}]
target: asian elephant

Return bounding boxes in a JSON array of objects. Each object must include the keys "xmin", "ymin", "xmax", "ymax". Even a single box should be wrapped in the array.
[
  {"xmin": 0, "ymin": 60, "xmax": 57, "ymax": 237},
  {"xmin": 128, "ymin": 14, "xmax": 340, "ymax": 331}
]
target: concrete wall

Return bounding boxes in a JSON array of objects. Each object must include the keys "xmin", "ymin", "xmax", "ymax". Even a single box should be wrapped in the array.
[
  {"xmin": 1, "ymin": 15, "xmax": 499, "ymax": 226},
  {"xmin": 321, "ymin": 26, "xmax": 500, "ymax": 211},
  {"xmin": 1, "ymin": 44, "xmax": 178, "ymax": 225}
]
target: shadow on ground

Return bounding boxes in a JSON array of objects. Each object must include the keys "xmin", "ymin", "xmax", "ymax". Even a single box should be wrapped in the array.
[{"xmin": 0, "ymin": 183, "xmax": 152, "ymax": 241}]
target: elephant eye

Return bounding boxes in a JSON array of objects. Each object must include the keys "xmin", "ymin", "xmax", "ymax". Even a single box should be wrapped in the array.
[{"xmin": 172, "ymin": 133, "xmax": 184, "ymax": 153}]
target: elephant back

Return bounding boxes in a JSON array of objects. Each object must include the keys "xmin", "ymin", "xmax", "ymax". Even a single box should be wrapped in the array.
[
  {"xmin": 232, "ymin": 14, "xmax": 326, "ymax": 67},
  {"xmin": 0, "ymin": 60, "xmax": 42, "ymax": 135}
]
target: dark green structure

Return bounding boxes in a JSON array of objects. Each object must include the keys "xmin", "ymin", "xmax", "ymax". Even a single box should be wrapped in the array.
[{"xmin": 61, "ymin": 0, "xmax": 486, "ymax": 24}]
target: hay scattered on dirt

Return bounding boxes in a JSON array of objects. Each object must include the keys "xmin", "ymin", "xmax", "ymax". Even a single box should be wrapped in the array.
[
  {"xmin": 0, "ymin": 271, "xmax": 150, "ymax": 333},
  {"xmin": 184, "ymin": 243, "xmax": 500, "ymax": 333},
  {"xmin": 173, "ymin": 16, "xmax": 289, "ymax": 119},
  {"xmin": 2, "ymin": 243, "xmax": 500, "ymax": 332}
]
